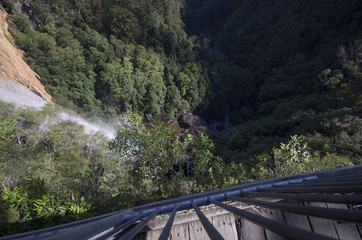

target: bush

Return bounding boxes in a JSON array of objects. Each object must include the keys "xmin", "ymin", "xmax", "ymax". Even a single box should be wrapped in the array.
[
  {"xmin": 251, "ymin": 135, "xmax": 352, "ymax": 179},
  {"xmin": 0, "ymin": 177, "xmax": 91, "ymax": 235}
]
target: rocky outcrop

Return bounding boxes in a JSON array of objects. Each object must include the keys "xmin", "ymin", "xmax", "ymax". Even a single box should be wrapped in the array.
[
  {"xmin": 146, "ymin": 112, "xmax": 219, "ymax": 137},
  {"xmin": 178, "ymin": 112, "xmax": 219, "ymax": 137},
  {"xmin": 0, "ymin": 6, "xmax": 51, "ymax": 102},
  {"xmin": 0, "ymin": 77, "xmax": 47, "ymax": 108},
  {"xmin": 13, "ymin": 0, "xmax": 44, "ymax": 28},
  {"xmin": 167, "ymin": 120, "xmax": 181, "ymax": 135}
]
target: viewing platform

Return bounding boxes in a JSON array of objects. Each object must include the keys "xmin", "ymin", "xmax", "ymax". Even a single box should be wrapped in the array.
[{"xmin": 1, "ymin": 165, "xmax": 361, "ymax": 240}]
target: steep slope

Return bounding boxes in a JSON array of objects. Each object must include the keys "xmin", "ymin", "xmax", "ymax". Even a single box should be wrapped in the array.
[
  {"xmin": 0, "ymin": 0, "xmax": 210, "ymax": 118},
  {"xmin": 184, "ymin": 0, "xmax": 362, "ymax": 163},
  {"xmin": 0, "ymin": 6, "xmax": 51, "ymax": 102}
]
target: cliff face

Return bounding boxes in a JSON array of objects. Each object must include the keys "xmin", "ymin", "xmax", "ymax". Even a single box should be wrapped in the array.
[{"xmin": 0, "ymin": 6, "xmax": 51, "ymax": 102}]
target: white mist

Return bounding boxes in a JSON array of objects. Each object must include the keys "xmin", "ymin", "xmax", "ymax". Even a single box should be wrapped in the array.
[
  {"xmin": 0, "ymin": 78, "xmax": 116, "ymax": 139},
  {"xmin": 58, "ymin": 112, "xmax": 116, "ymax": 139}
]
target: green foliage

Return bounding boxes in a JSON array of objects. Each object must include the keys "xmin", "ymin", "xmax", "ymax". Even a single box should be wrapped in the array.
[
  {"xmin": 301, "ymin": 112, "xmax": 362, "ymax": 165},
  {"xmin": 184, "ymin": 134, "xmax": 245, "ymax": 191},
  {"xmin": 110, "ymin": 113, "xmax": 186, "ymax": 198},
  {"xmin": 0, "ymin": 177, "xmax": 91, "ymax": 235},
  {"xmin": 6, "ymin": 0, "xmax": 209, "ymax": 119},
  {"xmin": 164, "ymin": 84, "xmax": 183, "ymax": 115},
  {"xmin": 187, "ymin": 0, "xmax": 362, "ymax": 162},
  {"xmin": 0, "ymin": 113, "xmax": 18, "ymax": 145},
  {"xmin": 7, "ymin": 14, "xmax": 31, "ymax": 33},
  {"xmin": 0, "ymin": 103, "xmax": 124, "ymax": 235},
  {"xmin": 1, "ymin": 0, "xmax": 14, "ymax": 12},
  {"xmin": 1, "ymin": 0, "xmax": 362, "ymax": 235},
  {"xmin": 320, "ymin": 40, "xmax": 362, "ymax": 113},
  {"xmin": 0, "ymin": 103, "xmax": 246, "ymax": 236},
  {"xmin": 251, "ymin": 136, "xmax": 352, "ymax": 180},
  {"xmin": 5, "ymin": 0, "xmax": 362, "ymax": 159},
  {"xmin": 109, "ymin": 113, "xmax": 245, "ymax": 199}
]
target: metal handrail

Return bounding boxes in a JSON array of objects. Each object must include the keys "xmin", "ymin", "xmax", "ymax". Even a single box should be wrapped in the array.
[
  {"xmin": 1, "ymin": 165, "xmax": 361, "ymax": 240},
  {"xmin": 228, "ymin": 196, "xmax": 362, "ymax": 223},
  {"xmin": 241, "ymin": 191, "xmax": 362, "ymax": 204},
  {"xmin": 209, "ymin": 199, "xmax": 335, "ymax": 240}
]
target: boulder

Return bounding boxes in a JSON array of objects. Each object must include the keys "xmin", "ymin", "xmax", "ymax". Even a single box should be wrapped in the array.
[
  {"xmin": 167, "ymin": 121, "xmax": 181, "ymax": 134},
  {"xmin": 178, "ymin": 113, "xmax": 197, "ymax": 126},
  {"xmin": 155, "ymin": 113, "xmax": 172, "ymax": 122},
  {"xmin": 145, "ymin": 114, "xmax": 153, "ymax": 122}
]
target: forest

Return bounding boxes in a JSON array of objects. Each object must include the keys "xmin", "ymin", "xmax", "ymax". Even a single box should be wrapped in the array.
[{"xmin": 0, "ymin": 0, "xmax": 361, "ymax": 235}]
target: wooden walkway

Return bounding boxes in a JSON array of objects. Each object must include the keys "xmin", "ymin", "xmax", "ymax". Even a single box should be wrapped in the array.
[{"xmin": 130, "ymin": 201, "xmax": 362, "ymax": 240}]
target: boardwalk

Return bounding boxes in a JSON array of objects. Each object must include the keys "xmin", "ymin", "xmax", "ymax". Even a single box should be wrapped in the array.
[
  {"xmin": 2, "ymin": 166, "xmax": 361, "ymax": 240},
  {"xmin": 132, "ymin": 200, "xmax": 362, "ymax": 240}
]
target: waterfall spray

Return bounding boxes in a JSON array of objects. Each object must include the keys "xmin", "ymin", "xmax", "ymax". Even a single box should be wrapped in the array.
[{"xmin": 0, "ymin": 78, "xmax": 116, "ymax": 139}]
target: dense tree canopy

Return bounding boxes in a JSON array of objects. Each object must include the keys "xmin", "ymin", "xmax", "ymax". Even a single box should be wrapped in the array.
[
  {"xmin": 185, "ymin": 0, "xmax": 362, "ymax": 163},
  {"xmin": 5, "ymin": 0, "xmax": 208, "ymax": 119},
  {"xmin": 0, "ymin": 104, "xmax": 244, "ymax": 235},
  {"xmin": 1, "ymin": 0, "xmax": 362, "ymax": 236}
]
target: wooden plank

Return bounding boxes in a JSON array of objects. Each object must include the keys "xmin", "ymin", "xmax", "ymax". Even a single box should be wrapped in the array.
[
  {"xmin": 211, "ymin": 213, "xmax": 238, "ymax": 240},
  {"xmin": 143, "ymin": 223, "xmax": 190, "ymax": 240},
  {"xmin": 144, "ymin": 228, "xmax": 163, "ymax": 240},
  {"xmin": 136, "ymin": 200, "xmax": 286, "ymax": 239},
  {"xmin": 238, "ymin": 207, "xmax": 266, "ymax": 240},
  {"xmin": 306, "ymin": 202, "xmax": 339, "ymax": 239},
  {"xmin": 259, "ymin": 207, "xmax": 287, "ymax": 240},
  {"xmin": 146, "ymin": 201, "xmax": 260, "ymax": 231},
  {"xmin": 326, "ymin": 203, "xmax": 362, "ymax": 240},
  {"xmin": 239, "ymin": 218, "xmax": 267, "ymax": 240},
  {"xmin": 169, "ymin": 223, "xmax": 190, "ymax": 240},
  {"xmin": 283, "ymin": 205, "xmax": 312, "ymax": 232},
  {"xmin": 188, "ymin": 220, "xmax": 210, "ymax": 240}
]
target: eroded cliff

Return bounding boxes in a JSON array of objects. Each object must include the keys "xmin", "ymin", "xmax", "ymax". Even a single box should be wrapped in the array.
[{"xmin": 0, "ymin": 6, "xmax": 51, "ymax": 102}]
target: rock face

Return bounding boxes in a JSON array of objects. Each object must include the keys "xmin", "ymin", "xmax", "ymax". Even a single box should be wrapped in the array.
[
  {"xmin": 146, "ymin": 112, "xmax": 219, "ymax": 137},
  {"xmin": 0, "ymin": 6, "xmax": 51, "ymax": 102},
  {"xmin": 167, "ymin": 120, "xmax": 181, "ymax": 135},
  {"xmin": 178, "ymin": 112, "xmax": 219, "ymax": 137},
  {"xmin": 0, "ymin": 77, "xmax": 47, "ymax": 108}
]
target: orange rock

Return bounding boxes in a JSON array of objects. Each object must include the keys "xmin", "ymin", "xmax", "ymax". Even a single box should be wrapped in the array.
[
  {"xmin": 167, "ymin": 120, "xmax": 181, "ymax": 134},
  {"xmin": 0, "ymin": 6, "xmax": 52, "ymax": 102}
]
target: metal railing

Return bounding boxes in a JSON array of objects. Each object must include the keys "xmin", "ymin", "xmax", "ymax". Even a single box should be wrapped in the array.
[{"xmin": 1, "ymin": 165, "xmax": 362, "ymax": 240}]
